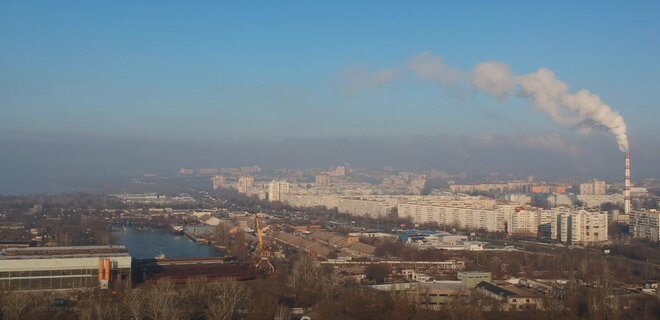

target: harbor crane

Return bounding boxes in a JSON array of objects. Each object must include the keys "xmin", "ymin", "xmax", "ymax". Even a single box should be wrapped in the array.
[{"xmin": 254, "ymin": 214, "xmax": 275, "ymax": 274}]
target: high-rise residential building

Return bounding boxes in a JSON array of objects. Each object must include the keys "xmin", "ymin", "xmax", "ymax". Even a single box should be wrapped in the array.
[
  {"xmin": 212, "ymin": 176, "xmax": 226, "ymax": 191},
  {"xmin": 409, "ymin": 176, "xmax": 427, "ymax": 195},
  {"xmin": 329, "ymin": 166, "xmax": 348, "ymax": 177},
  {"xmin": 552, "ymin": 210, "xmax": 608, "ymax": 244},
  {"xmin": 268, "ymin": 180, "xmax": 290, "ymax": 202},
  {"xmin": 315, "ymin": 173, "xmax": 331, "ymax": 187},
  {"xmin": 580, "ymin": 179, "xmax": 607, "ymax": 195},
  {"xmin": 238, "ymin": 176, "xmax": 254, "ymax": 194},
  {"xmin": 631, "ymin": 210, "xmax": 660, "ymax": 241},
  {"xmin": 178, "ymin": 168, "xmax": 194, "ymax": 175}
]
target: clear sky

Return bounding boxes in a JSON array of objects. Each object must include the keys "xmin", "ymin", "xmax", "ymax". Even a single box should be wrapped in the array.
[
  {"xmin": 1, "ymin": 1, "xmax": 659, "ymax": 193},
  {"xmin": 1, "ymin": 1, "xmax": 658, "ymax": 139}
]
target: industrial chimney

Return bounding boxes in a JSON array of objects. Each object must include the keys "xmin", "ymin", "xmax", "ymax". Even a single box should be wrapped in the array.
[{"xmin": 624, "ymin": 153, "xmax": 631, "ymax": 214}]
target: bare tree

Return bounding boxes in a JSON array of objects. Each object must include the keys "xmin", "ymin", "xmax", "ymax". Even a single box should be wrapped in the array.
[
  {"xmin": 183, "ymin": 277, "xmax": 212, "ymax": 318},
  {"xmin": 145, "ymin": 279, "xmax": 181, "ymax": 320},
  {"xmin": 122, "ymin": 286, "xmax": 147, "ymax": 320},
  {"xmin": 1, "ymin": 292, "xmax": 32, "ymax": 320},
  {"xmin": 206, "ymin": 280, "xmax": 251, "ymax": 320},
  {"xmin": 274, "ymin": 304, "xmax": 291, "ymax": 320},
  {"xmin": 78, "ymin": 290, "xmax": 122, "ymax": 320}
]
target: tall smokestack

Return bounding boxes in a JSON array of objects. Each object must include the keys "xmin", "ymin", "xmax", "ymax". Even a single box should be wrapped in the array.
[{"xmin": 625, "ymin": 153, "xmax": 631, "ymax": 214}]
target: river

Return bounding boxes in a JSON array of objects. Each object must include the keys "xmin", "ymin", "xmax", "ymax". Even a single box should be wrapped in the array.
[{"xmin": 112, "ymin": 227, "xmax": 221, "ymax": 259}]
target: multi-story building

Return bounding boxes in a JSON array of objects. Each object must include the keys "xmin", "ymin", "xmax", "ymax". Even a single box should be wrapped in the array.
[
  {"xmin": 449, "ymin": 182, "xmax": 531, "ymax": 194},
  {"xmin": 398, "ymin": 203, "xmax": 506, "ymax": 232},
  {"xmin": 329, "ymin": 166, "xmax": 348, "ymax": 177},
  {"xmin": 315, "ymin": 173, "xmax": 331, "ymax": 187},
  {"xmin": 398, "ymin": 203, "xmax": 607, "ymax": 244},
  {"xmin": 631, "ymin": 210, "xmax": 660, "ymax": 241},
  {"xmin": 212, "ymin": 175, "xmax": 226, "ymax": 190},
  {"xmin": 551, "ymin": 210, "xmax": 608, "ymax": 244},
  {"xmin": 580, "ymin": 179, "xmax": 607, "ymax": 195},
  {"xmin": 409, "ymin": 176, "xmax": 427, "ymax": 195},
  {"xmin": 237, "ymin": 176, "xmax": 254, "ymax": 194},
  {"xmin": 268, "ymin": 180, "xmax": 290, "ymax": 202}
]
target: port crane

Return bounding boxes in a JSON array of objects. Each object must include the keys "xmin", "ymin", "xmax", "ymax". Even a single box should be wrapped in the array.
[{"xmin": 254, "ymin": 214, "xmax": 275, "ymax": 274}]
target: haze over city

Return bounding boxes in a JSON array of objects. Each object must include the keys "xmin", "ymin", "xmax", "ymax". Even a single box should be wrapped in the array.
[
  {"xmin": 1, "ymin": 1, "xmax": 660, "ymax": 194},
  {"xmin": 1, "ymin": 3, "xmax": 660, "ymax": 320}
]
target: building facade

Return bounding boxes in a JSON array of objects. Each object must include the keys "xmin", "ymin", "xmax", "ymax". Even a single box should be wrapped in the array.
[
  {"xmin": 268, "ymin": 180, "xmax": 290, "ymax": 202},
  {"xmin": 631, "ymin": 210, "xmax": 660, "ymax": 241},
  {"xmin": 237, "ymin": 176, "xmax": 254, "ymax": 194},
  {"xmin": 315, "ymin": 173, "xmax": 331, "ymax": 187},
  {"xmin": 0, "ymin": 246, "xmax": 131, "ymax": 291},
  {"xmin": 212, "ymin": 175, "xmax": 226, "ymax": 190},
  {"xmin": 580, "ymin": 180, "xmax": 607, "ymax": 195}
]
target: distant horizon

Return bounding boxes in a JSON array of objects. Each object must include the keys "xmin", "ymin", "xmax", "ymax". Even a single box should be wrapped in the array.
[
  {"xmin": 1, "ymin": 130, "xmax": 655, "ymax": 195},
  {"xmin": 1, "ymin": 1, "xmax": 659, "ymax": 194}
]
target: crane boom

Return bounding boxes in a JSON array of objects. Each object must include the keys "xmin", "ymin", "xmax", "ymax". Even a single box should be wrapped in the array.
[{"xmin": 254, "ymin": 214, "xmax": 274, "ymax": 274}]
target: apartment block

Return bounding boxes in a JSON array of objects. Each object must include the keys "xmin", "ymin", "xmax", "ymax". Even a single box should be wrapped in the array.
[{"xmin": 631, "ymin": 210, "xmax": 660, "ymax": 241}]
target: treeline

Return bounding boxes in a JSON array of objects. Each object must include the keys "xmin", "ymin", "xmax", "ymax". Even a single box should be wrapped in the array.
[
  {"xmin": 368, "ymin": 237, "xmax": 659, "ymax": 284},
  {"xmin": 605, "ymin": 239, "xmax": 660, "ymax": 264},
  {"xmin": 0, "ymin": 278, "xmax": 250, "ymax": 320}
]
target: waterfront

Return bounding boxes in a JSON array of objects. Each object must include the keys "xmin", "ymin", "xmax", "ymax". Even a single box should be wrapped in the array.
[{"xmin": 112, "ymin": 227, "xmax": 221, "ymax": 259}]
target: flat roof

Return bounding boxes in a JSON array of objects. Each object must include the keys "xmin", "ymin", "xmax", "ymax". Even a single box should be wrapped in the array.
[
  {"xmin": 2, "ymin": 245, "xmax": 128, "ymax": 257},
  {"xmin": 476, "ymin": 281, "xmax": 517, "ymax": 298},
  {"xmin": 0, "ymin": 253, "xmax": 131, "ymax": 261}
]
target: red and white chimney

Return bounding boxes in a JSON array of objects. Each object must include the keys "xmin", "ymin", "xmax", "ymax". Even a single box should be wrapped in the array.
[{"xmin": 624, "ymin": 153, "xmax": 631, "ymax": 214}]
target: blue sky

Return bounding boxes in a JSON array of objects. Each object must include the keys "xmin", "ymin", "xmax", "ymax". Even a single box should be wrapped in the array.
[{"xmin": 1, "ymin": 1, "xmax": 659, "ymax": 144}]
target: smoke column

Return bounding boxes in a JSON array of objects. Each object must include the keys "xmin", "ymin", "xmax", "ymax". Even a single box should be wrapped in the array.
[
  {"xmin": 472, "ymin": 62, "xmax": 629, "ymax": 153},
  {"xmin": 400, "ymin": 52, "xmax": 630, "ymax": 153}
]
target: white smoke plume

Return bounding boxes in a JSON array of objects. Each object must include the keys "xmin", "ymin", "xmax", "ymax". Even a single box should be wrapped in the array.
[
  {"xmin": 471, "ymin": 61, "xmax": 629, "ymax": 152},
  {"xmin": 408, "ymin": 52, "xmax": 465, "ymax": 84},
  {"xmin": 337, "ymin": 66, "xmax": 399, "ymax": 96},
  {"xmin": 384, "ymin": 53, "xmax": 629, "ymax": 153}
]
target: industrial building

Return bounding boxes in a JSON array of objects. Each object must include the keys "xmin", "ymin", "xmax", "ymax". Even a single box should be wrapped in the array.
[
  {"xmin": 0, "ymin": 246, "xmax": 131, "ymax": 291},
  {"xmin": 369, "ymin": 281, "xmax": 466, "ymax": 310},
  {"xmin": 134, "ymin": 257, "xmax": 256, "ymax": 284},
  {"xmin": 476, "ymin": 281, "xmax": 543, "ymax": 311}
]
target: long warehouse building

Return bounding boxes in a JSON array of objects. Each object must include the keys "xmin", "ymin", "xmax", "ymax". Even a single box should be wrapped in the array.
[{"xmin": 0, "ymin": 245, "xmax": 131, "ymax": 291}]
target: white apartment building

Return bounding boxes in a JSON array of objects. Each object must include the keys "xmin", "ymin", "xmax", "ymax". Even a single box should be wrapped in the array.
[
  {"xmin": 211, "ymin": 175, "xmax": 226, "ymax": 190},
  {"xmin": 282, "ymin": 195, "xmax": 392, "ymax": 217},
  {"xmin": 551, "ymin": 210, "xmax": 608, "ymax": 244},
  {"xmin": 547, "ymin": 193, "xmax": 623, "ymax": 208},
  {"xmin": 268, "ymin": 180, "xmax": 290, "ymax": 202},
  {"xmin": 398, "ymin": 203, "xmax": 506, "ymax": 232},
  {"xmin": 237, "ymin": 176, "xmax": 254, "ymax": 194},
  {"xmin": 631, "ymin": 210, "xmax": 660, "ymax": 241},
  {"xmin": 580, "ymin": 179, "xmax": 607, "ymax": 195},
  {"xmin": 398, "ymin": 203, "xmax": 607, "ymax": 244}
]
